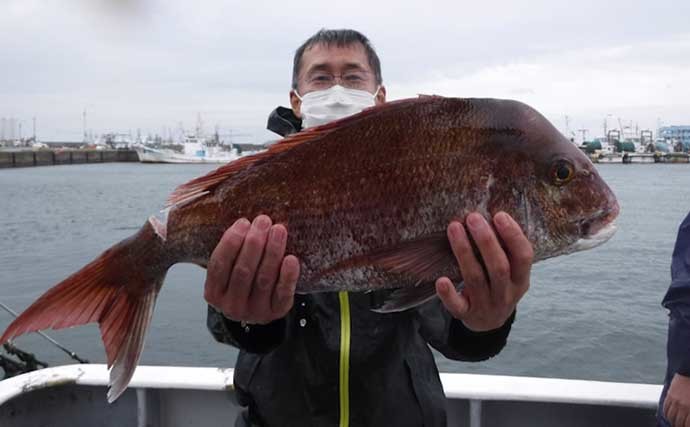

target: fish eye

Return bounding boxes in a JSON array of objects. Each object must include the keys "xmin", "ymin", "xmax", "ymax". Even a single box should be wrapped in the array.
[{"xmin": 550, "ymin": 160, "xmax": 575, "ymax": 186}]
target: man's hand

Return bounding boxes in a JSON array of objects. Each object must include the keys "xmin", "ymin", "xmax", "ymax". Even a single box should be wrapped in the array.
[
  {"xmin": 204, "ymin": 215, "xmax": 300, "ymax": 325},
  {"xmin": 435, "ymin": 211, "xmax": 533, "ymax": 332},
  {"xmin": 664, "ymin": 374, "xmax": 690, "ymax": 427}
]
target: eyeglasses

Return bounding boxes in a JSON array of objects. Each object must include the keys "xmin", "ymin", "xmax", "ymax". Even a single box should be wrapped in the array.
[{"xmin": 302, "ymin": 70, "xmax": 373, "ymax": 90}]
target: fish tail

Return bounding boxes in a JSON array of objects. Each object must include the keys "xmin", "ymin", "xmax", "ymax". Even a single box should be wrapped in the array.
[{"xmin": 0, "ymin": 216, "xmax": 172, "ymax": 402}]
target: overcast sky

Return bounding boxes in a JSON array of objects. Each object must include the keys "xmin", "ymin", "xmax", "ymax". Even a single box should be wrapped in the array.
[{"xmin": 1, "ymin": 0, "xmax": 689, "ymax": 143}]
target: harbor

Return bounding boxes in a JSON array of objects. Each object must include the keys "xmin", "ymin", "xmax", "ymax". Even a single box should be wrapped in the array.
[
  {"xmin": 2, "ymin": 114, "xmax": 689, "ymax": 167},
  {"xmin": 588, "ymin": 152, "xmax": 690, "ymax": 164},
  {"xmin": 572, "ymin": 123, "xmax": 690, "ymax": 164},
  {"xmin": 2, "ymin": 123, "xmax": 690, "ymax": 168},
  {"xmin": 0, "ymin": 113, "xmax": 265, "ymax": 168}
]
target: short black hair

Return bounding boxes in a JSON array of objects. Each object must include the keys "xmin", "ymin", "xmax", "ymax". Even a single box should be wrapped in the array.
[{"xmin": 292, "ymin": 29, "xmax": 383, "ymax": 90}]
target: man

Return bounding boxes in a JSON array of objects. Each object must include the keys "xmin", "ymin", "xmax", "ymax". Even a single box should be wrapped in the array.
[
  {"xmin": 204, "ymin": 29, "xmax": 533, "ymax": 426},
  {"xmin": 658, "ymin": 212, "xmax": 690, "ymax": 427}
]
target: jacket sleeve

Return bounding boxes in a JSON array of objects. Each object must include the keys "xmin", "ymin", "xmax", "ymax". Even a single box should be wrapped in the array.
[
  {"xmin": 662, "ymin": 212, "xmax": 690, "ymax": 376},
  {"xmin": 415, "ymin": 299, "xmax": 515, "ymax": 361},
  {"xmin": 206, "ymin": 305, "xmax": 287, "ymax": 354}
]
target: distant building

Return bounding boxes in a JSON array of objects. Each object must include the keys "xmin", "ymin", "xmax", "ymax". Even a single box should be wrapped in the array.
[{"xmin": 659, "ymin": 126, "xmax": 690, "ymax": 147}]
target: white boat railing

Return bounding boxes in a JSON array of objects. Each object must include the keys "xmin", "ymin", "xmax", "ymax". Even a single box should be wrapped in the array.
[{"xmin": 0, "ymin": 364, "xmax": 663, "ymax": 426}]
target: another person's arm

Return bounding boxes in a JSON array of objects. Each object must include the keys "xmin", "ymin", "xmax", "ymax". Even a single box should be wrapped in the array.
[
  {"xmin": 662, "ymin": 309, "xmax": 690, "ymax": 427},
  {"xmin": 664, "ymin": 374, "xmax": 690, "ymax": 427},
  {"xmin": 661, "ymin": 212, "xmax": 690, "ymax": 427},
  {"xmin": 662, "ymin": 274, "xmax": 690, "ymax": 426},
  {"xmin": 204, "ymin": 216, "xmax": 299, "ymax": 354}
]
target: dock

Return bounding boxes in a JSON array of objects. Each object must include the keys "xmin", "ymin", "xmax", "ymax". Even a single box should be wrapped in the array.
[
  {"xmin": 0, "ymin": 149, "xmax": 139, "ymax": 169},
  {"xmin": 589, "ymin": 152, "xmax": 690, "ymax": 164}
]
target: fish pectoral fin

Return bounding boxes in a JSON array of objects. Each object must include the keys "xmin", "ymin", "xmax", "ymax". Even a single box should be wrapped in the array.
[
  {"xmin": 368, "ymin": 233, "xmax": 456, "ymax": 282},
  {"xmin": 372, "ymin": 282, "xmax": 439, "ymax": 313},
  {"xmin": 316, "ymin": 233, "xmax": 457, "ymax": 285},
  {"xmin": 372, "ymin": 280, "xmax": 465, "ymax": 313}
]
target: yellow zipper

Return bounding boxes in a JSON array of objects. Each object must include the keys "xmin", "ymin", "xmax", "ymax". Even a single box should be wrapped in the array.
[{"xmin": 338, "ymin": 291, "xmax": 351, "ymax": 427}]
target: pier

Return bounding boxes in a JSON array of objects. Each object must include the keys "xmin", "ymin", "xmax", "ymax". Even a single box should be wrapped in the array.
[
  {"xmin": 587, "ymin": 152, "xmax": 690, "ymax": 164},
  {"xmin": 0, "ymin": 149, "xmax": 139, "ymax": 169}
]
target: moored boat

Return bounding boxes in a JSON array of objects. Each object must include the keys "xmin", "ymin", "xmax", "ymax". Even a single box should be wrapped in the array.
[
  {"xmin": 135, "ymin": 135, "xmax": 241, "ymax": 164},
  {"xmin": 135, "ymin": 145, "xmax": 240, "ymax": 164}
]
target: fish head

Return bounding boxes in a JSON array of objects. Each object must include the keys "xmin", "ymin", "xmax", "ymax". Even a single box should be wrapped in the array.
[
  {"xmin": 481, "ymin": 99, "xmax": 620, "ymax": 260},
  {"xmin": 531, "ymin": 138, "xmax": 619, "ymax": 260}
]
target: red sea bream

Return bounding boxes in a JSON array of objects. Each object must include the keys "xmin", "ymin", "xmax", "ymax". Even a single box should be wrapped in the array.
[{"xmin": 0, "ymin": 96, "xmax": 619, "ymax": 401}]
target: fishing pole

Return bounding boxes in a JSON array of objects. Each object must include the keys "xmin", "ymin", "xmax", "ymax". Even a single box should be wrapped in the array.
[{"xmin": 0, "ymin": 301, "xmax": 89, "ymax": 364}]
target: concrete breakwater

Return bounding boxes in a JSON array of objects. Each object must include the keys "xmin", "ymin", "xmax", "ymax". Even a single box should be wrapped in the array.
[{"xmin": 0, "ymin": 150, "xmax": 139, "ymax": 168}]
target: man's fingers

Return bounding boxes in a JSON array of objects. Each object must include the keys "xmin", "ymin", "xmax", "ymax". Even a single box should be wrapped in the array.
[
  {"xmin": 253, "ymin": 225, "xmax": 288, "ymax": 293},
  {"xmin": 675, "ymin": 406, "xmax": 687, "ymax": 427},
  {"xmin": 226, "ymin": 215, "xmax": 272, "ymax": 310},
  {"xmin": 664, "ymin": 394, "xmax": 673, "ymax": 421},
  {"xmin": 204, "ymin": 218, "xmax": 250, "ymax": 304},
  {"xmin": 494, "ymin": 211, "xmax": 534, "ymax": 288},
  {"xmin": 245, "ymin": 224, "xmax": 288, "ymax": 321},
  {"xmin": 466, "ymin": 213, "xmax": 510, "ymax": 289},
  {"xmin": 677, "ymin": 409, "xmax": 688, "ymax": 427},
  {"xmin": 667, "ymin": 401, "xmax": 678, "ymax": 425},
  {"xmin": 435, "ymin": 277, "xmax": 469, "ymax": 319},
  {"xmin": 447, "ymin": 221, "xmax": 486, "ymax": 291},
  {"xmin": 272, "ymin": 255, "xmax": 299, "ymax": 316}
]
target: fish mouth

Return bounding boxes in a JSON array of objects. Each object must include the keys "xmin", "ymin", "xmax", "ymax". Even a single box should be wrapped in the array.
[
  {"xmin": 571, "ymin": 201, "xmax": 620, "ymax": 252},
  {"xmin": 573, "ymin": 221, "xmax": 618, "ymax": 251},
  {"xmin": 577, "ymin": 209, "xmax": 617, "ymax": 238}
]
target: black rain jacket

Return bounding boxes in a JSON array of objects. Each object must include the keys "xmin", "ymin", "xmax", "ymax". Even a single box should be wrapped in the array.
[{"xmin": 207, "ymin": 107, "xmax": 516, "ymax": 427}]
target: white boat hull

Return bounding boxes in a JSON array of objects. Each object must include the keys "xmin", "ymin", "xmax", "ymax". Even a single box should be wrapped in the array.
[
  {"xmin": 136, "ymin": 147, "xmax": 240, "ymax": 164},
  {"xmin": 597, "ymin": 154, "xmax": 624, "ymax": 164},
  {"xmin": 0, "ymin": 365, "xmax": 662, "ymax": 426}
]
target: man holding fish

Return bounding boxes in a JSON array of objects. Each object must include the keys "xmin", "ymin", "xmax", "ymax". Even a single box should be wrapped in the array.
[
  {"xmin": 205, "ymin": 29, "xmax": 533, "ymax": 426},
  {"xmin": 1, "ymin": 28, "xmax": 619, "ymax": 425}
]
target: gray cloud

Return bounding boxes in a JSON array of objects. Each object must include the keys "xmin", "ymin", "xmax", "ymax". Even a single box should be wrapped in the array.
[{"xmin": 1, "ymin": 0, "xmax": 689, "ymax": 141}]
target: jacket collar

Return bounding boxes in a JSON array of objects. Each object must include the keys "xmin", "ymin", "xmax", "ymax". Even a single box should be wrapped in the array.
[{"xmin": 266, "ymin": 106, "xmax": 302, "ymax": 137}]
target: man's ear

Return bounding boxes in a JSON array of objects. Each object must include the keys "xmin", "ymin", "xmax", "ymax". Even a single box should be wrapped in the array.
[
  {"xmin": 290, "ymin": 90, "xmax": 302, "ymax": 118},
  {"xmin": 375, "ymin": 85, "xmax": 387, "ymax": 105}
]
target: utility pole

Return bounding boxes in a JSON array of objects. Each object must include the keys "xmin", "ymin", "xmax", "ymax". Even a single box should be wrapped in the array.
[
  {"xmin": 32, "ymin": 117, "xmax": 36, "ymax": 141},
  {"xmin": 83, "ymin": 109, "xmax": 87, "ymax": 143}
]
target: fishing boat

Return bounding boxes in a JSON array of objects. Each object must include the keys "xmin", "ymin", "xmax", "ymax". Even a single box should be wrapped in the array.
[
  {"xmin": 135, "ymin": 135, "xmax": 241, "ymax": 164},
  {"xmin": 0, "ymin": 364, "xmax": 661, "ymax": 426}
]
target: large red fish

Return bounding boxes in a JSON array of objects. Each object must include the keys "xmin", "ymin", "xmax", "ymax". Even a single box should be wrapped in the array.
[{"xmin": 0, "ymin": 96, "xmax": 619, "ymax": 401}]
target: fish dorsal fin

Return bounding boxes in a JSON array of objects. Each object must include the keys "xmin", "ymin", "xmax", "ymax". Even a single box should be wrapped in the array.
[
  {"xmin": 165, "ymin": 97, "xmax": 432, "ymax": 207},
  {"xmin": 165, "ymin": 127, "xmax": 332, "ymax": 207}
]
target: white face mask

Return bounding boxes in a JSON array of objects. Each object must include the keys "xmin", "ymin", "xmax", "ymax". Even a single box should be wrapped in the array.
[{"xmin": 295, "ymin": 85, "xmax": 380, "ymax": 129}]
